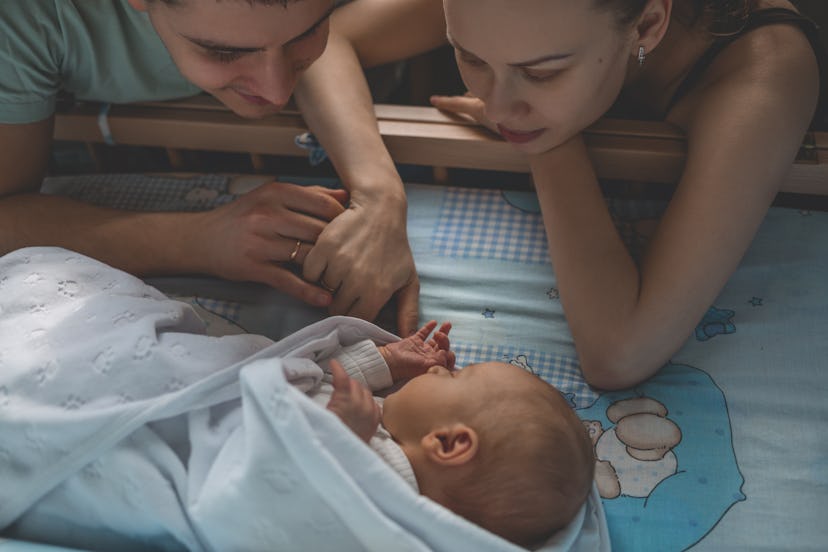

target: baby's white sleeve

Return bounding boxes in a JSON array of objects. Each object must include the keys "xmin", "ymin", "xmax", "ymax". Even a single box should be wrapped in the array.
[{"xmin": 320, "ymin": 339, "xmax": 393, "ymax": 392}]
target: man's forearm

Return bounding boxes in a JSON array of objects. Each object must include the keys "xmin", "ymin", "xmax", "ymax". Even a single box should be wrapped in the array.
[{"xmin": 0, "ymin": 193, "xmax": 202, "ymax": 275}]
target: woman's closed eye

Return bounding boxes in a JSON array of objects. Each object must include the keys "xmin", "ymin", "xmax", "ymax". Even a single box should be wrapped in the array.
[
  {"xmin": 520, "ymin": 68, "xmax": 561, "ymax": 83},
  {"xmin": 457, "ymin": 51, "xmax": 486, "ymax": 68}
]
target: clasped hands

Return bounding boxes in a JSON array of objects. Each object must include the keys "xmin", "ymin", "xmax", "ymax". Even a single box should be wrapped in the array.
[
  {"xmin": 193, "ymin": 180, "xmax": 419, "ymax": 334},
  {"xmin": 325, "ymin": 321, "xmax": 454, "ymax": 442}
]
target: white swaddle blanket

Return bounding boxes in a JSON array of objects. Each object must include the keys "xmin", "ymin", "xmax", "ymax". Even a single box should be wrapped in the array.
[{"xmin": 0, "ymin": 247, "xmax": 609, "ymax": 551}]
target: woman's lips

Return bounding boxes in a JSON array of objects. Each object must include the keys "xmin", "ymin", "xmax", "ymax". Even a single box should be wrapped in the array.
[{"xmin": 497, "ymin": 124, "xmax": 546, "ymax": 144}]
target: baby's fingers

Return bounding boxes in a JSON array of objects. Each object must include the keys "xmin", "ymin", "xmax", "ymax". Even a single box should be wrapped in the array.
[
  {"xmin": 414, "ymin": 320, "xmax": 438, "ymax": 342},
  {"xmin": 329, "ymin": 360, "xmax": 351, "ymax": 393}
]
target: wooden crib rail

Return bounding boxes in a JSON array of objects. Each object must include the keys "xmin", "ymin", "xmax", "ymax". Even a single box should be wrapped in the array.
[{"xmin": 53, "ymin": 96, "xmax": 828, "ymax": 195}]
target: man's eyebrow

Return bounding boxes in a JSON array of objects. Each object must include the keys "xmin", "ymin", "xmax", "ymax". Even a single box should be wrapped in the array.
[
  {"xmin": 182, "ymin": 5, "xmax": 336, "ymax": 52},
  {"xmin": 447, "ymin": 33, "xmax": 572, "ymax": 67},
  {"xmin": 184, "ymin": 37, "xmax": 262, "ymax": 53}
]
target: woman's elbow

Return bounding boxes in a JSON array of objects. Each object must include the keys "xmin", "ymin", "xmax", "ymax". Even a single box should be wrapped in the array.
[{"xmin": 577, "ymin": 345, "xmax": 665, "ymax": 391}]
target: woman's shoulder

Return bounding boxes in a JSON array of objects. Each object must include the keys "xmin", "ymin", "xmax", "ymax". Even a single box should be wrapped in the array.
[{"xmin": 668, "ymin": 7, "xmax": 820, "ymax": 130}]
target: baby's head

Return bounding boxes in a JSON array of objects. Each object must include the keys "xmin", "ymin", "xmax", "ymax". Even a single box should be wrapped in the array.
[{"xmin": 382, "ymin": 361, "xmax": 594, "ymax": 547}]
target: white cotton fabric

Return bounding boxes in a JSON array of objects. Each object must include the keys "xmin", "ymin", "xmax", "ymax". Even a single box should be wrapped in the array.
[{"xmin": 0, "ymin": 247, "xmax": 609, "ymax": 552}]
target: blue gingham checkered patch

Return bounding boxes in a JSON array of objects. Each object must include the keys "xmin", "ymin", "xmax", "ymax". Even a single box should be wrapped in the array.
[
  {"xmin": 451, "ymin": 340, "xmax": 598, "ymax": 408},
  {"xmin": 192, "ymin": 297, "xmax": 242, "ymax": 323},
  {"xmin": 41, "ymin": 174, "xmax": 236, "ymax": 212},
  {"xmin": 432, "ymin": 188, "xmax": 550, "ymax": 264}
]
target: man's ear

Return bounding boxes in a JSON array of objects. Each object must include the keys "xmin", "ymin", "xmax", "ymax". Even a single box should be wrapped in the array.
[
  {"xmin": 634, "ymin": 0, "xmax": 672, "ymax": 58},
  {"xmin": 126, "ymin": 0, "xmax": 149, "ymax": 12},
  {"xmin": 420, "ymin": 424, "xmax": 479, "ymax": 466}
]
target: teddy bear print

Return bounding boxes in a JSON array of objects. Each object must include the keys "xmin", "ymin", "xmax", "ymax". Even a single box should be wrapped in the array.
[{"xmin": 584, "ymin": 397, "xmax": 682, "ymax": 499}]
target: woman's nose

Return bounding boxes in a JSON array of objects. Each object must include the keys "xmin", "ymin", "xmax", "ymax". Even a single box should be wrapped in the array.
[{"xmin": 481, "ymin": 77, "xmax": 529, "ymax": 123}]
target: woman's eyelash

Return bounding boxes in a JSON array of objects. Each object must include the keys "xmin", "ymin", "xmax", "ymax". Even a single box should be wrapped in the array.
[
  {"xmin": 459, "ymin": 55, "xmax": 558, "ymax": 83},
  {"xmin": 521, "ymin": 70, "xmax": 560, "ymax": 83},
  {"xmin": 459, "ymin": 53, "xmax": 485, "ymax": 67}
]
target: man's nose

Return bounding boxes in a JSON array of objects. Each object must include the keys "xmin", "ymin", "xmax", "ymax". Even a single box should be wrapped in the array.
[{"xmin": 253, "ymin": 49, "xmax": 297, "ymax": 107}]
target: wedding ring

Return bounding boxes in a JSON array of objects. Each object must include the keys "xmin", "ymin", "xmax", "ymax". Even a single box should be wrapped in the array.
[{"xmin": 288, "ymin": 240, "xmax": 302, "ymax": 262}]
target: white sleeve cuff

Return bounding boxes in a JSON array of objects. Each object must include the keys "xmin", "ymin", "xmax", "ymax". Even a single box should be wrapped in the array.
[{"xmin": 326, "ymin": 339, "xmax": 393, "ymax": 391}]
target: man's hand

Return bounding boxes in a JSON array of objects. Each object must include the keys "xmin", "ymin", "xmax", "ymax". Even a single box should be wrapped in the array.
[
  {"xmin": 326, "ymin": 359, "xmax": 381, "ymax": 443},
  {"xmin": 191, "ymin": 181, "xmax": 348, "ymax": 307},
  {"xmin": 378, "ymin": 320, "xmax": 455, "ymax": 382}
]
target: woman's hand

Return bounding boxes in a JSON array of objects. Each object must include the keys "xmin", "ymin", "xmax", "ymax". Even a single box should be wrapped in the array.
[
  {"xmin": 430, "ymin": 92, "xmax": 499, "ymax": 134},
  {"xmin": 326, "ymin": 359, "xmax": 381, "ymax": 443},
  {"xmin": 378, "ymin": 320, "xmax": 455, "ymax": 382},
  {"xmin": 302, "ymin": 188, "xmax": 420, "ymax": 336},
  {"xmin": 191, "ymin": 180, "xmax": 348, "ymax": 307}
]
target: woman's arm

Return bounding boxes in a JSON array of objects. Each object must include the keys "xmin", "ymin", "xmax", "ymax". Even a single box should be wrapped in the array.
[
  {"xmin": 329, "ymin": 0, "xmax": 447, "ymax": 69},
  {"xmin": 293, "ymin": 0, "xmax": 447, "ymax": 335},
  {"xmin": 530, "ymin": 24, "xmax": 819, "ymax": 389}
]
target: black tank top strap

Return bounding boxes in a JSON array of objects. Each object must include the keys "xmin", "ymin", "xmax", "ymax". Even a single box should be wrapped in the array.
[{"xmin": 668, "ymin": 7, "xmax": 827, "ymax": 128}]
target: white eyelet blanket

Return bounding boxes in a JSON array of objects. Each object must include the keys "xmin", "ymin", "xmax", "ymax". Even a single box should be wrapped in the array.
[{"xmin": 0, "ymin": 247, "xmax": 609, "ymax": 552}]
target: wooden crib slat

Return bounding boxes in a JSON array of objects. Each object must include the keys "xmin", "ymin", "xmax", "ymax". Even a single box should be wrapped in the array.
[{"xmin": 53, "ymin": 97, "xmax": 828, "ymax": 195}]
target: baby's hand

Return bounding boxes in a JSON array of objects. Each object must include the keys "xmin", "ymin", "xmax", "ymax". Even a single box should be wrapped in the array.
[
  {"xmin": 379, "ymin": 320, "xmax": 456, "ymax": 382},
  {"xmin": 326, "ymin": 359, "xmax": 381, "ymax": 443}
]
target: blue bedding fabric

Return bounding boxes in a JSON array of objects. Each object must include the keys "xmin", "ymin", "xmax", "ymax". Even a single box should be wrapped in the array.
[{"xmin": 2, "ymin": 172, "xmax": 825, "ymax": 551}]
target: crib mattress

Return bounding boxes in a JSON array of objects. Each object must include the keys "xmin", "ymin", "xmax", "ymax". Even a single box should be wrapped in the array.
[{"xmin": 4, "ymin": 173, "xmax": 827, "ymax": 551}]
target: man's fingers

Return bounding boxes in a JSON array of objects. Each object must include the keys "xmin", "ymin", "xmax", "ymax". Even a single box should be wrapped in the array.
[
  {"xmin": 260, "ymin": 265, "xmax": 332, "ymax": 308},
  {"xmin": 281, "ymin": 184, "xmax": 347, "ymax": 222},
  {"xmin": 323, "ymin": 187, "xmax": 350, "ymax": 206}
]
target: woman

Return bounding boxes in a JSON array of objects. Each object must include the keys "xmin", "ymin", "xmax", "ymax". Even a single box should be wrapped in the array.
[
  {"xmin": 325, "ymin": 0, "xmax": 823, "ymax": 388},
  {"xmin": 0, "ymin": 0, "xmax": 420, "ymax": 336}
]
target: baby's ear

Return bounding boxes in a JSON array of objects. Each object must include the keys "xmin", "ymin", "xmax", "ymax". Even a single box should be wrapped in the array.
[{"xmin": 421, "ymin": 424, "xmax": 478, "ymax": 466}]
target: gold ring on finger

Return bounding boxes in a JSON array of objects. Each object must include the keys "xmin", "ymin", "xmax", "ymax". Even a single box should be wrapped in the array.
[{"xmin": 288, "ymin": 240, "xmax": 302, "ymax": 262}]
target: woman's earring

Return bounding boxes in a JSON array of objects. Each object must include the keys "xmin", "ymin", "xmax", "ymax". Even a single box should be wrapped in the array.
[{"xmin": 637, "ymin": 46, "xmax": 646, "ymax": 66}]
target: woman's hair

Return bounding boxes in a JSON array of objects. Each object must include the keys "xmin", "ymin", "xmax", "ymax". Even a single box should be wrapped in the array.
[{"xmin": 594, "ymin": 0, "xmax": 758, "ymax": 35}]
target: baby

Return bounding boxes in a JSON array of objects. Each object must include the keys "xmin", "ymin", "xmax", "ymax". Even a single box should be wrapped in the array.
[{"xmin": 313, "ymin": 321, "xmax": 596, "ymax": 548}]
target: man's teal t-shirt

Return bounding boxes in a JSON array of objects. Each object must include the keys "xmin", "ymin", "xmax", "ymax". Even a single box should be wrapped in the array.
[{"xmin": 0, "ymin": 0, "xmax": 202, "ymax": 124}]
